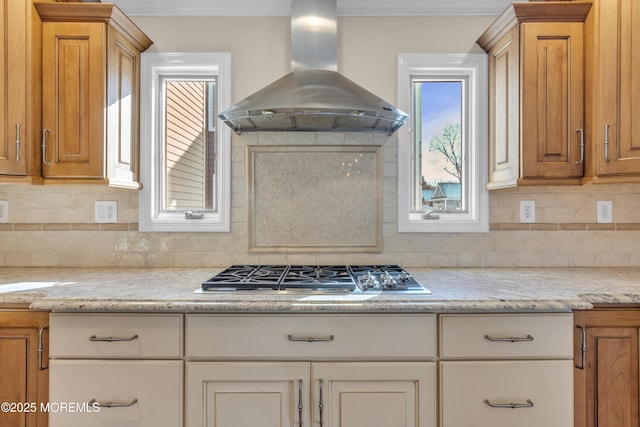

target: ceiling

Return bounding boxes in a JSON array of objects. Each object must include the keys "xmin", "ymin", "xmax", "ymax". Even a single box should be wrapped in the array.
[{"xmin": 112, "ymin": 0, "xmax": 514, "ymax": 17}]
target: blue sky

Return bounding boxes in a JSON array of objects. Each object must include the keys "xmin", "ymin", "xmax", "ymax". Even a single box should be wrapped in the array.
[{"xmin": 420, "ymin": 81, "xmax": 462, "ymax": 184}]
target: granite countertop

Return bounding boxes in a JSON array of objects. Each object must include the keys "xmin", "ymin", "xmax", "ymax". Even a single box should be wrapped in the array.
[{"xmin": 1, "ymin": 267, "xmax": 640, "ymax": 313}]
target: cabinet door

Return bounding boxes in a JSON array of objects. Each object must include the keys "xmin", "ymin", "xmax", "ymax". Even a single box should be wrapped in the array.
[
  {"xmin": 583, "ymin": 327, "xmax": 639, "ymax": 427},
  {"xmin": 0, "ymin": 311, "xmax": 49, "ymax": 427},
  {"xmin": 520, "ymin": 22, "xmax": 584, "ymax": 181},
  {"xmin": 441, "ymin": 360, "xmax": 573, "ymax": 427},
  {"xmin": 312, "ymin": 362, "xmax": 436, "ymax": 427},
  {"xmin": 594, "ymin": 0, "xmax": 640, "ymax": 176},
  {"xmin": 41, "ymin": 21, "xmax": 105, "ymax": 178},
  {"xmin": 0, "ymin": 0, "xmax": 27, "ymax": 175},
  {"xmin": 49, "ymin": 359, "xmax": 182, "ymax": 427},
  {"xmin": 106, "ymin": 28, "xmax": 141, "ymax": 188},
  {"xmin": 487, "ymin": 27, "xmax": 519, "ymax": 189},
  {"xmin": 186, "ymin": 362, "xmax": 310, "ymax": 427}
]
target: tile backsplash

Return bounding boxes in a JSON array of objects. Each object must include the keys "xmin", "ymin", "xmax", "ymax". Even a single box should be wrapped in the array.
[{"xmin": 2, "ymin": 132, "xmax": 640, "ymax": 268}]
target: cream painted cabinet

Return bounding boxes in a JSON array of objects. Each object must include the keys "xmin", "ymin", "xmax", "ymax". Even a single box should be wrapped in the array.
[
  {"xmin": 477, "ymin": 2, "xmax": 591, "ymax": 188},
  {"xmin": 0, "ymin": 0, "xmax": 52, "ymax": 181},
  {"xmin": 187, "ymin": 361, "xmax": 434, "ymax": 427},
  {"xmin": 35, "ymin": 3, "xmax": 152, "ymax": 188},
  {"xmin": 439, "ymin": 313, "xmax": 574, "ymax": 427},
  {"xmin": 185, "ymin": 314, "xmax": 438, "ymax": 427},
  {"xmin": 48, "ymin": 313, "xmax": 183, "ymax": 427},
  {"xmin": 585, "ymin": 0, "xmax": 640, "ymax": 181}
]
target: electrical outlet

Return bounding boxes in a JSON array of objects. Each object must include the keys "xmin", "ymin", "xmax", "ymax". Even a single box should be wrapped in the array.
[
  {"xmin": 520, "ymin": 200, "xmax": 535, "ymax": 223},
  {"xmin": 597, "ymin": 200, "xmax": 613, "ymax": 223},
  {"xmin": 95, "ymin": 201, "xmax": 118, "ymax": 223},
  {"xmin": 0, "ymin": 201, "xmax": 8, "ymax": 223}
]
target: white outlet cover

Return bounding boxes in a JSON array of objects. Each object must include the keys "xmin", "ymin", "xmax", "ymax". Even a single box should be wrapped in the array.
[
  {"xmin": 95, "ymin": 201, "xmax": 118, "ymax": 223},
  {"xmin": 519, "ymin": 200, "xmax": 535, "ymax": 223},
  {"xmin": 0, "ymin": 200, "xmax": 8, "ymax": 223},
  {"xmin": 597, "ymin": 201, "xmax": 613, "ymax": 223}
]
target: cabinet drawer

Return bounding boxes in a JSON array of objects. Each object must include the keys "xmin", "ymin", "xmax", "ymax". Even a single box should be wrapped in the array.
[
  {"xmin": 440, "ymin": 360, "xmax": 573, "ymax": 427},
  {"xmin": 186, "ymin": 314, "xmax": 436, "ymax": 360},
  {"xmin": 49, "ymin": 360, "xmax": 182, "ymax": 427},
  {"xmin": 440, "ymin": 313, "xmax": 573, "ymax": 359},
  {"xmin": 50, "ymin": 313, "xmax": 183, "ymax": 358}
]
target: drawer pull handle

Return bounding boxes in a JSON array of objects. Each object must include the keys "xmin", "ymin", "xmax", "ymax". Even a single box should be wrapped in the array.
[
  {"xmin": 288, "ymin": 334, "xmax": 335, "ymax": 343},
  {"xmin": 38, "ymin": 326, "xmax": 49, "ymax": 370},
  {"xmin": 42, "ymin": 129, "xmax": 52, "ymax": 166},
  {"xmin": 318, "ymin": 378, "xmax": 325, "ymax": 427},
  {"xmin": 298, "ymin": 379, "xmax": 303, "ymax": 427},
  {"xmin": 89, "ymin": 334, "xmax": 139, "ymax": 342},
  {"xmin": 16, "ymin": 123, "xmax": 21, "ymax": 162},
  {"xmin": 576, "ymin": 324, "xmax": 587, "ymax": 369},
  {"xmin": 89, "ymin": 398, "xmax": 138, "ymax": 408},
  {"xmin": 484, "ymin": 399, "xmax": 534, "ymax": 409},
  {"xmin": 484, "ymin": 334, "xmax": 533, "ymax": 343}
]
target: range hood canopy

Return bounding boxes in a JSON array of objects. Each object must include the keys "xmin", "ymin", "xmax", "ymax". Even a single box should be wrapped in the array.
[{"xmin": 218, "ymin": 0, "xmax": 408, "ymax": 136}]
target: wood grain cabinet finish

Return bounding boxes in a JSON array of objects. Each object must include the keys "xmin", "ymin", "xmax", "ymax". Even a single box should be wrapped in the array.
[
  {"xmin": 584, "ymin": 0, "xmax": 640, "ymax": 182},
  {"xmin": 0, "ymin": 310, "xmax": 49, "ymax": 427},
  {"xmin": 477, "ymin": 2, "xmax": 591, "ymax": 188},
  {"xmin": 36, "ymin": 3, "xmax": 152, "ymax": 188},
  {"xmin": 574, "ymin": 309, "xmax": 640, "ymax": 427},
  {"xmin": 0, "ymin": 0, "xmax": 53, "ymax": 182}
]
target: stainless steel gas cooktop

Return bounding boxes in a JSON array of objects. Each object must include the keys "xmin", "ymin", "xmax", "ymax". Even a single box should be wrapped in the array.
[{"xmin": 199, "ymin": 265, "xmax": 430, "ymax": 294}]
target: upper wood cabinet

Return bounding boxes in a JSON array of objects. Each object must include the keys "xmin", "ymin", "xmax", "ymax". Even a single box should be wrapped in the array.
[
  {"xmin": 477, "ymin": 2, "xmax": 591, "ymax": 189},
  {"xmin": 584, "ymin": 0, "xmax": 640, "ymax": 182},
  {"xmin": 0, "ymin": 0, "xmax": 52, "ymax": 182},
  {"xmin": 36, "ymin": 3, "xmax": 152, "ymax": 188}
]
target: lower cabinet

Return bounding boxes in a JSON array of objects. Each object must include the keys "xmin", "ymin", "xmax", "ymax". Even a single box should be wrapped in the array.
[
  {"xmin": 574, "ymin": 309, "xmax": 640, "ymax": 427},
  {"xmin": 47, "ymin": 313, "xmax": 184, "ymax": 427},
  {"xmin": 0, "ymin": 310, "xmax": 49, "ymax": 427},
  {"xmin": 49, "ymin": 360, "xmax": 182, "ymax": 427},
  {"xmin": 440, "ymin": 360, "xmax": 573, "ymax": 427},
  {"xmin": 185, "ymin": 313, "xmax": 438, "ymax": 427},
  {"xmin": 186, "ymin": 361, "xmax": 436, "ymax": 427},
  {"xmin": 439, "ymin": 313, "xmax": 574, "ymax": 427}
]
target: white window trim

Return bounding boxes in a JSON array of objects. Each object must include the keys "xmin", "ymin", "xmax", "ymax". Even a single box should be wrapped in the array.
[
  {"xmin": 397, "ymin": 53, "xmax": 489, "ymax": 233},
  {"xmin": 139, "ymin": 52, "xmax": 232, "ymax": 232}
]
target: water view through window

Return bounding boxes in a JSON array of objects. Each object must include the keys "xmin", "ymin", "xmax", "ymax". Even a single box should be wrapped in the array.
[{"xmin": 413, "ymin": 80, "xmax": 463, "ymax": 212}]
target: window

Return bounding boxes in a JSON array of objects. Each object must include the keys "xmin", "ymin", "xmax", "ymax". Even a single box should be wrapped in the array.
[
  {"xmin": 139, "ymin": 53, "xmax": 231, "ymax": 232},
  {"xmin": 397, "ymin": 54, "xmax": 488, "ymax": 232}
]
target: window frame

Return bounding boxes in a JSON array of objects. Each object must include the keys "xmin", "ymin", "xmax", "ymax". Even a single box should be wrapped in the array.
[
  {"xmin": 139, "ymin": 52, "xmax": 232, "ymax": 232},
  {"xmin": 397, "ymin": 53, "xmax": 489, "ymax": 233}
]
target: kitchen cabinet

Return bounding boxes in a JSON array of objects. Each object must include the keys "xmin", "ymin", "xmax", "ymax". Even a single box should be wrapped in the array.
[
  {"xmin": 0, "ymin": 0, "xmax": 52, "ymax": 182},
  {"xmin": 47, "ymin": 313, "xmax": 183, "ymax": 427},
  {"xmin": 185, "ymin": 314, "xmax": 438, "ymax": 427},
  {"xmin": 187, "ymin": 361, "xmax": 434, "ymax": 427},
  {"xmin": 477, "ymin": 2, "xmax": 591, "ymax": 188},
  {"xmin": 35, "ymin": 3, "xmax": 152, "ymax": 188},
  {"xmin": 0, "ymin": 310, "xmax": 49, "ymax": 427},
  {"xmin": 584, "ymin": 0, "xmax": 640, "ymax": 182},
  {"xmin": 573, "ymin": 309, "xmax": 640, "ymax": 427},
  {"xmin": 439, "ymin": 313, "xmax": 574, "ymax": 427}
]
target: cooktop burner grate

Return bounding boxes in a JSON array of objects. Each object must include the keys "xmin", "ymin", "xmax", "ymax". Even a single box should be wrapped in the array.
[{"xmin": 201, "ymin": 265, "xmax": 426, "ymax": 293}]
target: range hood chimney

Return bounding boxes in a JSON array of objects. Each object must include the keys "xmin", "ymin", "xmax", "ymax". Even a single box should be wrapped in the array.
[{"xmin": 218, "ymin": 0, "xmax": 408, "ymax": 137}]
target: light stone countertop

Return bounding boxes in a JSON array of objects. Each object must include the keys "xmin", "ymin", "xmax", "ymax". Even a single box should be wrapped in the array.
[{"xmin": 1, "ymin": 267, "xmax": 640, "ymax": 312}]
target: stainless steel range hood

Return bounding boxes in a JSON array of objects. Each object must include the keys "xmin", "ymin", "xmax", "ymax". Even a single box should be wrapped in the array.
[{"xmin": 218, "ymin": 0, "xmax": 408, "ymax": 136}]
